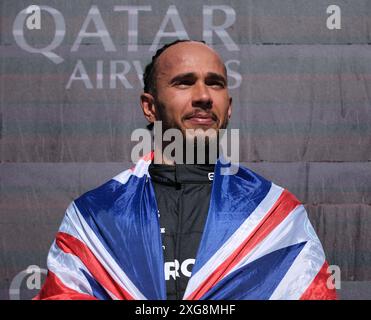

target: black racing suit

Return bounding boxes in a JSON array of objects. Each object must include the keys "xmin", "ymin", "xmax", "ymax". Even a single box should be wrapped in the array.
[{"xmin": 148, "ymin": 163, "xmax": 215, "ymax": 300}]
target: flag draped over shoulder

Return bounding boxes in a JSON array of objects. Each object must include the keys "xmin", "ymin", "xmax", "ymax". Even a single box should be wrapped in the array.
[{"xmin": 35, "ymin": 152, "xmax": 336, "ymax": 300}]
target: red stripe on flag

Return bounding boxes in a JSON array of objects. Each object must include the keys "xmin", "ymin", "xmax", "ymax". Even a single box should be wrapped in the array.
[
  {"xmin": 56, "ymin": 232, "xmax": 135, "ymax": 300},
  {"xmin": 300, "ymin": 262, "xmax": 337, "ymax": 300},
  {"xmin": 143, "ymin": 151, "xmax": 154, "ymax": 162},
  {"xmin": 34, "ymin": 270, "xmax": 97, "ymax": 300},
  {"xmin": 187, "ymin": 189, "xmax": 300, "ymax": 300}
]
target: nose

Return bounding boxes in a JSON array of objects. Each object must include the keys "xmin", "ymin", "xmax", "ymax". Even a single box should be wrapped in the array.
[{"xmin": 192, "ymin": 82, "xmax": 212, "ymax": 110}]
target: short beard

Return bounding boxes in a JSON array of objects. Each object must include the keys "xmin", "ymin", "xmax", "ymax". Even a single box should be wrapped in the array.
[
  {"xmin": 154, "ymin": 96, "xmax": 181, "ymax": 133},
  {"xmin": 154, "ymin": 96, "xmax": 229, "ymax": 165}
]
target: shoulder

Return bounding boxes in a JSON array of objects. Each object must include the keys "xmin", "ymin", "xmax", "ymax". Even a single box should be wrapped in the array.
[
  {"xmin": 74, "ymin": 156, "xmax": 152, "ymax": 205},
  {"xmin": 236, "ymin": 163, "xmax": 303, "ymax": 204}
]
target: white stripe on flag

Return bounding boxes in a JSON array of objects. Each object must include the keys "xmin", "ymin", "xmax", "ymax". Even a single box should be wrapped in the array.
[
  {"xmin": 47, "ymin": 241, "xmax": 96, "ymax": 297},
  {"xmin": 112, "ymin": 169, "xmax": 133, "ymax": 185},
  {"xmin": 113, "ymin": 158, "xmax": 151, "ymax": 185}
]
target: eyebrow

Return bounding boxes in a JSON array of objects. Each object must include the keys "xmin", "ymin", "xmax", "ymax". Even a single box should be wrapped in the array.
[
  {"xmin": 206, "ymin": 72, "xmax": 227, "ymax": 85},
  {"xmin": 169, "ymin": 72, "xmax": 227, "ymax": 85},
  {"xmin": 170, "ymin": 73, "xmax": 196, "ymax": 84}
]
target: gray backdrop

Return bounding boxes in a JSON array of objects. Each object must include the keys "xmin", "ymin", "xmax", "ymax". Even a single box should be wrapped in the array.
[{"xmin": 0, "ymin": 0, "xmax": 370, "ymax": 300}]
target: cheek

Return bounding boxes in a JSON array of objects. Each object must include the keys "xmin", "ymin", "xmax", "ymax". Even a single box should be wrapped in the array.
[
  {"xmin": 166, "ymin": 94, "xmax": 191, "ymax": 118},
  {"xmin": 215, "ymin": 95, "xmax": 231, "ymax": 115},
  {"xmin": 157, "ymin": 94, "xmax": 190, "ymax": 123}
]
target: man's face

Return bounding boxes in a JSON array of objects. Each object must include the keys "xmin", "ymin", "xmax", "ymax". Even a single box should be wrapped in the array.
[{"xmin": 152, "ymin": 42, "xmax": 232, "ymax": 135}]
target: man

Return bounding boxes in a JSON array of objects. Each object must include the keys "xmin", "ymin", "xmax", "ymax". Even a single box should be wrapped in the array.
[{"xmin": 35, "ymin": 40, "xmax": 336, "ymax": 300}]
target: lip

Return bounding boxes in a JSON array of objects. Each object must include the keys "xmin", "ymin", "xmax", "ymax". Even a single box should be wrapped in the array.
[
  {"xmin": 184, "ymin": 113, "xmax": 217, "ymax": 126},
  {"xmin": 185, "ymin": 116, "xmax": 216, "ymax": 125}
]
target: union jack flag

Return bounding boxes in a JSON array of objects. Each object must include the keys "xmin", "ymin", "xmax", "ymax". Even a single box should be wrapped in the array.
[{"xmin": 35, "ymin": 153, "xmax": 337, "ymax": 300}]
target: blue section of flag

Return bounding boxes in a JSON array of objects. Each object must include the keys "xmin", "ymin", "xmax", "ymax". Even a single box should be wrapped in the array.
[
  {"xmin": 74, "ymin": 175, "xmax": 166, "ymax": 300},
  {"xmin": 192, "ymin": 161, "xmax": 272, "ymax": 274},
  {"xmin": 201, "ymin": 242, "xmax": 306, "ymax": 300},
  {"xmin": 80, "ymin": 269, "xmax": 112, "ymax": 300}
]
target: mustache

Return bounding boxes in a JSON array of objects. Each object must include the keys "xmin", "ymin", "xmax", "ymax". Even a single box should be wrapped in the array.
[{"xmin": 182, "ymin": 110, "xmax": 218, "ymax": 121}]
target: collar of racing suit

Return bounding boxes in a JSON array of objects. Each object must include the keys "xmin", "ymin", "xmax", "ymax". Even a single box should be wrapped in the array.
[{"xmin": 148, "ymin": 163, "xmax": 215, "ymax": 188}]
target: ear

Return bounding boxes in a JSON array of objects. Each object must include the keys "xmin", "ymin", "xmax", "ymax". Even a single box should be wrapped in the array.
[
  {"xmin": 228, "ymin": 96, "xmax": 232, "ymax": 119},
  {"xmin": 140, "ymin": 93, "xmax": 157, "ymax": 124}
]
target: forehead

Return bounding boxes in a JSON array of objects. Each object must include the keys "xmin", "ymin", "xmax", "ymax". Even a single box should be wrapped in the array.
[{"xmin": 155, "ymin": 42, "xmax": 226, "ymax": 79}]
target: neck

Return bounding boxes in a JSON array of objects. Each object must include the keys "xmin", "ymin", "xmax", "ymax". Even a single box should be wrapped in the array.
[{"xmin": 153, "ymin": 141, "xmax": 219, "ymax": 165}]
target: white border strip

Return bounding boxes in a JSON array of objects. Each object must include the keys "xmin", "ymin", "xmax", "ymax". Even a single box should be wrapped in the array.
[
  {"xmin": 113, "ymin": 158, "xmax": 151, "ymax": 185},
  {"xmin": 269, "ymin": 239, "xmax": 325, "ymax": 299}
]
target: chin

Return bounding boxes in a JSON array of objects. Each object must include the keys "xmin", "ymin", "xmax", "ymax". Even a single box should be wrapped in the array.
[{"xmin": 184, "ymin": 126, "xmax": 219, "ymax": 139}]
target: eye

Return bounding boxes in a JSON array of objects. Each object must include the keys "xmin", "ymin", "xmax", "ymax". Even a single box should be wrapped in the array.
[
  {"xmin": 208, "ymin": 81, "xmax": 225, "ymax": 89},
  {"xmin": 174, "ymin": 80, "xmax": 193, "ymax": 88}
]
